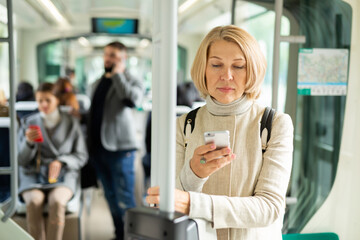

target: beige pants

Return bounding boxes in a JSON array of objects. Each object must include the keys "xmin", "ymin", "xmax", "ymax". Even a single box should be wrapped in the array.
[{"xmin": 22, "ymin": 187, "xmax": 73, "ymax": 240}]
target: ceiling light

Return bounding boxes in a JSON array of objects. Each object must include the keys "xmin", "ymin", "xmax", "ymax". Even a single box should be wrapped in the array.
[
  {"xmin": 179, "ymin": 0, "xmax": 199, "ymax": 14},
  {"xmin": 36, "ymin": 0, "xmax": 67, "ymax": 24},
  {"xmin": 78, "ymin": 37, "xmax": 91, "ymax": 47},
  {"xmin": 139, "ymin": 39, "xmax": 150, "ymax": 48}
]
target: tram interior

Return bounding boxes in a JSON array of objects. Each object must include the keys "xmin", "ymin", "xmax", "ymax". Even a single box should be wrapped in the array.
[{"xmin": 0, "ymin": 0, "xmax": 355, "ymax": 239}]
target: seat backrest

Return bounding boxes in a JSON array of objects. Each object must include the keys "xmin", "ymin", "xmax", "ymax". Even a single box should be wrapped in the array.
[
  {"xmin": 283, "ymin": 232, "xmax": 339, "ymax": 240},
  {"xmin": 15, "ymin": 101, "xmax": 38, "ymax": 119},
  {"xmin": 75, "ymin": 94, "xmax": 91, "ymax": 112},
  {"xmin": 0, "ymin": 118, "xmax": 10, "ymax": 203}
]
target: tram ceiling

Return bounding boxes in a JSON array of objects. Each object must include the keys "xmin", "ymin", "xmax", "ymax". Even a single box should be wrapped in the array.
[{"xmin": 0, "ymin": 0, "xmax": 234, "ymax": 35}]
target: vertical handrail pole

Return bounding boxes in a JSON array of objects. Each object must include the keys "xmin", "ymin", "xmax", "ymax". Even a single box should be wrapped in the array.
[
  {"xmin": 272, "ymin": 0, "xmax": 283, "ymax": 109},
  {"xmin": 151, "ymin": 0, "xmax": 177, "ymax": 213},
  {"xmin": 2, "ymin": 0, "xmax": 18, "ymax": 222},
  {"xmin": 231, "ymin": 0, "xmax": 236, "ymax": 25},
  {"xmin": 151, "ymin": 0, "xmax": 161, "ymax": 190},
  {"xmin": 158, "ymin": 0, "xmax": 177, "ymax": 212}
]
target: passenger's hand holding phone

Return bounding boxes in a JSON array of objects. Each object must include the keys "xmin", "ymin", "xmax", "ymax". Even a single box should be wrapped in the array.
[
  {"xmin": 112, "ymin": 57, "xmax": 126, "ymax": 74},
  {"xmin": 190, "ymin": 131, "xmax": 236, "ymax": 178},
  {"xmin": 25, "ymin": 125, "xmax": 43, "ymax": 144}
]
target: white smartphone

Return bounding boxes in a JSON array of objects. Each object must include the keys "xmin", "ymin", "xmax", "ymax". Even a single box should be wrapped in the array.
[{"xmin": 203, "ymin": 130, "xmax": 230, "ymax": 149}]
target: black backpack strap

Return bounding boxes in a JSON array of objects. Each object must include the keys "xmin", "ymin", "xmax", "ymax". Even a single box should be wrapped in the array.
[
  {"xmin": 183, "ymin": 107, "xmax": 200, "ymax": 135},
  {"xmin": 260, "ymin": 107, "xmax": 271, "ymax": 137},
  {"xmin": 183, "ymin": 107, "xmax": 200, "ymax": 148},
  {"xmin": 261, "ymin": 107, "xmax": 276, "ymax": 153}
]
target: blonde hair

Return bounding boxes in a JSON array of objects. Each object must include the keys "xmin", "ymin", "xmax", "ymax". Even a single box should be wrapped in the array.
[{"xmin": 190, "ymin": 25, "xmax": 267, "ymax": 100}]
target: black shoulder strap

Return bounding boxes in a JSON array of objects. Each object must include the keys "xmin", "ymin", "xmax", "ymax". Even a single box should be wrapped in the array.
[
  {"xmin": 265, "ymin": 108, "xmax": 275, "ymax": 142},
  {"xmin": 184, "ymin": 107, "xmax": 200, "ymax": 135},
  {"xmin": 261, "ymin": 107, "xmax": 276, "ymax": 152}
]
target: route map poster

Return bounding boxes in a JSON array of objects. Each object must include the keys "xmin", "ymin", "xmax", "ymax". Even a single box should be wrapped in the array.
[{"xmin": 297, "ymin": 48, "xmax": 349, "ymax": 96}]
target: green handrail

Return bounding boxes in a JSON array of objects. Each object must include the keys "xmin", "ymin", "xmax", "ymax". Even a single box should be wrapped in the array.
[{"xmin": 283, "ymin": 232, "xmax": 339, "ymax": 240}]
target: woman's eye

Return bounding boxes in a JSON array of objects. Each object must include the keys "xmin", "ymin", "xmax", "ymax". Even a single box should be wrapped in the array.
[
  {"xmin": 234, "ymin": 65, "xmax": 245, "ymax": 69},
  {"xmin": 212, "ymin": 64, "xmax": 221, "ymax": 68}
]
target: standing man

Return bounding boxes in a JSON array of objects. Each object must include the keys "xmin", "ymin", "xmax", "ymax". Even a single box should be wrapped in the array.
[{"xmin": 88, "ymin": 41, "xmax": 143, "ymax": 240}]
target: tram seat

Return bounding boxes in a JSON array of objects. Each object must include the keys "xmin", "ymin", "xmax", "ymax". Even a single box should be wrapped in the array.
[
  {"xmin": 0, "ymin": 118, "xmax": 10, "ymax": 203},
  {"xmin": 75, "ymin": 94, "xmax": 91, "ymax": 113},
  {"xmin": 15, "ymin": 101, "xmax": 38, "ymax": 119},
  {"xmin": 282, "ymin": 232, "xmax": 339, "ymax": 240},
  {"xmin": 15, "ymin": 100, "xmax": 83, "ymax": 118}
]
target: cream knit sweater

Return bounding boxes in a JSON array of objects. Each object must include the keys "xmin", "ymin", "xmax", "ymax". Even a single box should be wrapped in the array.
[{"xmin": 176, "ymin": 96, "xmax": 293, "ymax": 240}]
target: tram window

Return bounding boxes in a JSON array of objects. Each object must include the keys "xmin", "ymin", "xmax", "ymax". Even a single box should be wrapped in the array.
[
  {"xmin": 0, "ymin": 22, "xmax": 9, "ymax": 98},
  {"xmin": 234, "ymin": 1, "xmax": 290, "ymax": 112},
  {"xmin": 0, "ymin": 5, "xmax": 7, "ymax": 38},
  {"xmin": 37, "ymin": 41, "xmax": 63, "ymax": 83}
]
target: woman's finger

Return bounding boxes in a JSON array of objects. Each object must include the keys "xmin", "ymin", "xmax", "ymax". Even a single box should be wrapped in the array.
[
  {"xmin": 194, "ymin": 143, "xmax": 217, "ymax": 156},
  {"xmin": 145, "ymin": 195, "xmax": 160, "ymax": 205},
  {"xmin": 147, "ymin": 186, "xmax": 160, "ymax": 195},
  {"xmin": 25, "ymin": 129, "xmax": 40, "ymax": 141},
  {"xmin": 49, "ymin": 161, "xmax": 62, "ymax": 179},
  {"xmin": 49, "ymin": 165, "xmax": 57, "ymax": 178},
  {"xmin": 202, "ymin": 147, "xmax": 231, "ymax": 163},
  {"xmin": 48, "ymin": 166, "xmax": 54, "ymax": 178},
  {"xmin": 207, "ymin": 153, "xmax": 236, "ymax": 170},
  {"xmin": 53, "ymin": 165, "xmax": 60, "ymax": 179}
]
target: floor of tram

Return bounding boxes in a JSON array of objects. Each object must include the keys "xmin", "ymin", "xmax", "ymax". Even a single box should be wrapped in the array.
[{"xmin": 84, "ymin": 188, "xmax": 114, "ymax": 240}]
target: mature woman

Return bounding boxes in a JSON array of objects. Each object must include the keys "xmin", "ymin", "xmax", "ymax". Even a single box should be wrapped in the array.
[
  {"xmin": 18, "ymin": 82, "xmax": 88, "ymax": 240},
  {"xmin": 147, "ymin": 25, "xmax": 293, "ymax": 240}
]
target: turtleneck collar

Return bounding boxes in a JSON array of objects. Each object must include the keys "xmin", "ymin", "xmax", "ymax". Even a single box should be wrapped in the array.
[
  {"xmin": 205, "ymin": 94, "xmax": 253, "ymax": 116},
  {"xmin": 40, "ymin": 108, "xmax": 61, "ymax": 129}
]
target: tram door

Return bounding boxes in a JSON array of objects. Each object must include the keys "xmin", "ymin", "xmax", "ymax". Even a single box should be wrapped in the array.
[{"xmin": 233, "ymin": 0, "xmax": 352, "ymax": 233}]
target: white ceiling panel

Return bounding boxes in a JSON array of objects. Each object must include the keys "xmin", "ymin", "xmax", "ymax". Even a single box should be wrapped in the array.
[
  {"xmin": 0, "ymin": 0, "xmax": 232, "ymax": 35},
  {"xmin": 0, "ymin": 0, "xmax": 48, "ymax": 29}
]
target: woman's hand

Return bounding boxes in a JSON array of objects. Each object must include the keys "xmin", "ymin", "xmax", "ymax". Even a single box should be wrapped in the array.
[
  {"xmin": 146, "ymin": 186, "xmax": 190, "ymax": 215},
  {"xmin": 25, "ymin": 128, "xmax": 41, "ymax": 143},
  {"xmin": 48, "ymin": 160, "xmax": 62, "ymax": 182},
  {"xmin": 190, "ymin": 143, "xmax": 236, "ymax": 178}
]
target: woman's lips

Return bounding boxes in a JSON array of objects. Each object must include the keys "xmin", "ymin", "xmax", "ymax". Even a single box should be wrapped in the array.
[{"xmin": 218, "ymin": 87, "xmax": 234, "ymax": 93}]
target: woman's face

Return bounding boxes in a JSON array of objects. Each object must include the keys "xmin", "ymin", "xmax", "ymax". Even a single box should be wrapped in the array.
[
  {"xmin": 35, "ymin": 91, "xmax": 59, "ymax": 115},
  {"xmin": 205, "ymin": 40, "xmax": 247, "ymax": 104}
]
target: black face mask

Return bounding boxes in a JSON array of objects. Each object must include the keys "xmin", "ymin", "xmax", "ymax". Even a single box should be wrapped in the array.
[{"xmin": 104, "ymin": 64, "xmax": 114, "ymax": 73}]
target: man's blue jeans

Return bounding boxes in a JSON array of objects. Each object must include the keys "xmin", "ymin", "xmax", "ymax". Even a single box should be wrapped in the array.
[{"xmin": 91, "ymin": 147, "xmax": 136, "ymax": 240}]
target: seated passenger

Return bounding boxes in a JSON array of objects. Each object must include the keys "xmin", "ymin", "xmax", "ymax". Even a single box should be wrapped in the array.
[
  {"xmin": 18, "ymin": 82, "xmax": 88, "ymax": 240},
  {"xmin": 54, "ymin": 77, "xmax": 80, "ymax": 118},
  {"xmin": 16, "ymin": 81, "xmax": 35, "ymax": 102},
  {"xmin": 0, "ymin": 88, "xmax": 8, "ymax": 117},
  {"xmin": 146, "ymin": 25, "xmax": 293, "ymax": 240},
  {"xmin": 0, "ymin": 88, "xmax": 6, "ymax": 105}
]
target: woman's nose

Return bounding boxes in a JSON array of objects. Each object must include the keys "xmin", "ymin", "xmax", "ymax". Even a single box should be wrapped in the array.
[{"xmin": 221, "ymin": 68, "xmax": 233, "ymax": 81}]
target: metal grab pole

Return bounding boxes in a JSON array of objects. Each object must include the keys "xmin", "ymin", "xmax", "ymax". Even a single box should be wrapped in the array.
[
  {"xmin": 151, "ymin": 0, "xmax": 177, "ymax": 213},
  {"xmin": 272, "ymin": 0, "xmax": 283, "ymax": 110},
  {"xmin": 2, "ymin": 0, "xmax": 18, "ymax": 222},
  {"xmin": 151, "ymin": 0, "xmax": 161, "ymax": 193}
]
